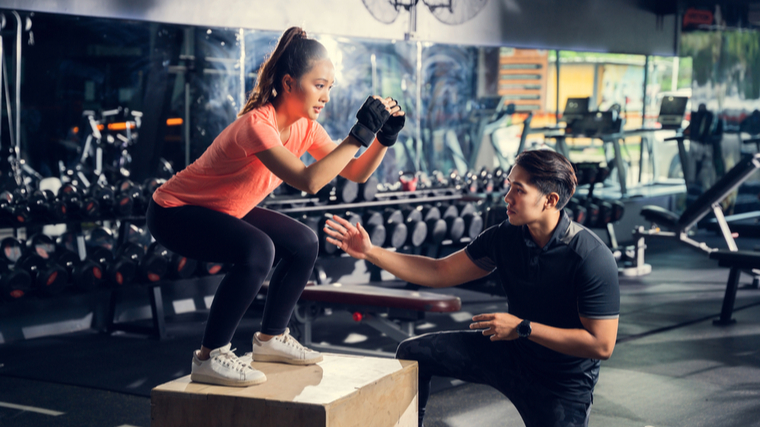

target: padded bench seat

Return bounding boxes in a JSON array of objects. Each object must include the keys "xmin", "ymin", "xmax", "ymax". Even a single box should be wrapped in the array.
[{"xmin": 640, "ymin": 205, "xmax": 679, "ymax": 229}]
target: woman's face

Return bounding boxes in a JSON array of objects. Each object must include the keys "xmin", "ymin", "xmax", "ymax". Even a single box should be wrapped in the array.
[{"xmin": 291, "ymin": 58, "xmax": 335, "ymax": 120}]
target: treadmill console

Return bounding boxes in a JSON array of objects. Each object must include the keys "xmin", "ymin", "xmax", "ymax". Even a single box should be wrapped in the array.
[
  {"xmin": 658, "ymin": 96, "xmax": 688, "ymax": 130},
  {"xmin": 562, "ymin": 97, "xmax": 590, "ymax": 123}
]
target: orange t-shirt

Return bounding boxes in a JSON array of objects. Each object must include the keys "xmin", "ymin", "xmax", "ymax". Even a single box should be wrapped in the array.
[{"xmin": 153, "ymin": 103, "xmax": 335, "ymax": 218}]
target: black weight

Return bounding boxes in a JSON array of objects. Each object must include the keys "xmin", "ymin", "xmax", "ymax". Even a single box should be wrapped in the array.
[
  {"xmin": 358, "ymin": 176, "xmax": 379, "ymax": 201},
  {"xmin": 425, "ymin": 218, "xmax": 447, "ymax": 244},
  {"xmin": 462, "ymin": 213, "xmax": 484, "ymax": 239},
  {"xmin": 362, "ymin": 211, "xmax": 387, "ymax": 247},
  {"xmin": 406, "ymin": 219, "xmax": 428, "ymax": 247},
  {"xmin": 421, "ymin": 206, "xmax": 441, "ymax": 222},
  {"xmin": 0, "ymin": 267, "xmax": 32, "ymax": 301},
  {"xmin": 611, "ymin": 201, "xmax": 625, "ymax": 222},
  {"xmin": 336, "ymin": 177, "xmax": 359, "ymax": 204}
]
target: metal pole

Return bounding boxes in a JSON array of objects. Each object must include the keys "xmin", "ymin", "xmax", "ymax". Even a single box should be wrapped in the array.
[
  {"xmin": 185, "ymin": 82, "xmax": 190, "ymax": 167},
  {"xmin": 12, "ymin": 11, "xmax": 22, "ymax": 157},
  {"xmin": 555, "ymin": 49, "xmax": 560, "ymax": 124}
]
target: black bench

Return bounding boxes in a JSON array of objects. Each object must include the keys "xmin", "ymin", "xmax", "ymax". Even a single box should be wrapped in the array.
[
  {"xmin": 260, "ymin": 281, "xmax": 461, "ymax": 357},
  {"xmin": 622, "ymin": 153, "xmax": 760, "ymax": 277},
  {"xmin": 709, "ymin": 250, "xmax": 760, "ymax": 325}
]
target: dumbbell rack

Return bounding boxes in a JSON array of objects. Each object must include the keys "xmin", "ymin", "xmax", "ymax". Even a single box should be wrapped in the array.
[{"xmin": 266, "ymin": 192, "xmax": 484, "ymax": 284}]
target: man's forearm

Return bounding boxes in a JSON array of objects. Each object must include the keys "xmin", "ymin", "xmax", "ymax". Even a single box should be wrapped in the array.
[
  {"xmin": 529, "ymin": 321, "xmax": 615, "ymax": 360},
  {"xmin": 364, "ymin": 246, "xmax": 448, "ymax": 288}
]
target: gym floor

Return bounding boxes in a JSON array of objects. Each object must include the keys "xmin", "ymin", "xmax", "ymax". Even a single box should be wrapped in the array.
[{"xmin": 1, "ymin": 232, "xmax": 760, "ymax": 427}]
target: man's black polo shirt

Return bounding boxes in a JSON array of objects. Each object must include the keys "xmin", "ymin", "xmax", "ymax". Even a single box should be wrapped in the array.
[{"xmin": 465, "ymin": 211, "xmax": 620, "ymax": 403}]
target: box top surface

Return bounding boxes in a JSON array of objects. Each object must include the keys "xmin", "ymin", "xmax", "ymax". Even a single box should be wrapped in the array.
[{"xmin": 153, "ymin": 353, "xmax": 416, "ymax": 405}]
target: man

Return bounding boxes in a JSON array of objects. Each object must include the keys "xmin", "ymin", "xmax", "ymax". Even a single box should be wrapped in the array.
[{"xmin": 324, "ymin": 149, "xmax": 619, "ymax": 427}]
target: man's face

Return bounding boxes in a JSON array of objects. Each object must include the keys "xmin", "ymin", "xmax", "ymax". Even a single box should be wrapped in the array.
[{"xmin": 503, "ymin": 165, "xmax": 550, "ymax": 226}]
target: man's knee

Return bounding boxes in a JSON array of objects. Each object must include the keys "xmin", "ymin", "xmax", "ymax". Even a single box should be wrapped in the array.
[{"xmin": 395, "ymin": 337, "xmax": 415, "ymax": 360}]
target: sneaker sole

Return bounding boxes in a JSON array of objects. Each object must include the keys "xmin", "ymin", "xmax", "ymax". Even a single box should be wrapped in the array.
[
  {"xmin": 253, "ymin": 354, "xmax": 323, "ymax": 365},
  {"xmin": 190, "ymin": 373, "xmax": 267, "ymax": 387}
]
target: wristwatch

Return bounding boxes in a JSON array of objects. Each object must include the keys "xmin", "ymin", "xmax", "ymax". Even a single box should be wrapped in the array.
[{"xmin": 517, "ymin": 319, "xmax": 532, "ymax": 339}]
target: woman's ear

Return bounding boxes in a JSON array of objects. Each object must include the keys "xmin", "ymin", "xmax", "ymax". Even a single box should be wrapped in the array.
[{"xmin": 282, "ymin": 74, "xmax": 294, "ymax": 93}]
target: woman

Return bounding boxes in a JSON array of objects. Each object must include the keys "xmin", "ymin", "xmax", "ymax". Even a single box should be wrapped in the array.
[{"xmin": 147, "ymin": 26, "xmax": 404, "ymax": 387}]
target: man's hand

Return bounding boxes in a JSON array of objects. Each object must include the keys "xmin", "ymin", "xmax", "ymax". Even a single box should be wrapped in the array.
[
  {"xmin": 324, "ymin": 215, "xmax": 373, "ymax": 260},
  {"xmin": 470, "ymin": 313, "xmax": 522, "ymax": 341}
]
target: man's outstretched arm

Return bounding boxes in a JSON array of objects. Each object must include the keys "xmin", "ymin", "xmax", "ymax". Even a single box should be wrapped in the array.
[{"xmin": 324, "ymin": 214, "xmax": 491, "ymax": 288}]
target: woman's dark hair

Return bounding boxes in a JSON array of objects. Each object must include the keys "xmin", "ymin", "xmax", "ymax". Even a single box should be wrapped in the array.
[
  {"xmin": 238, "ymin": 27, "xmax": 329, "ymax": 116},
  {"xmin": 514, "ymin": 149, "xmax": 577, "ymax": 210}
]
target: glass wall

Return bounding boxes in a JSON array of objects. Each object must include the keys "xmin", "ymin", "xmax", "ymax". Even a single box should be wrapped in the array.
[{"xmin": 0, "ymin": 9, "xmax": 690, "ymax": 191}]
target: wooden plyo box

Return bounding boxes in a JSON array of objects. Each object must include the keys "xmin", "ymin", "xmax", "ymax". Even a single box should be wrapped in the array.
[{"xmin": 151, "ymin": 354, "xmax": 418, "ymax": 427}]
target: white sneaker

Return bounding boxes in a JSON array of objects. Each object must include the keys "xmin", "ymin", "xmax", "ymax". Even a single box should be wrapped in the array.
[
  {"xmin": 252, "ymin": 328, "xmax": 323, "ymax": 365},
  {"xmin": 191, "ymin": 343, "xmax": 267, "ymax": 387}
]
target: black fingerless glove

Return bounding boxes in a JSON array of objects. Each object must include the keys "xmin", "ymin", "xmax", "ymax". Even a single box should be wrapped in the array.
[
  {"xmin": 350, "ymin": 97, "xmax": 390, "ymax": 147},
  {"xmin": 377, "ymin": 102, "xmax": 405, "ymax": 147}
]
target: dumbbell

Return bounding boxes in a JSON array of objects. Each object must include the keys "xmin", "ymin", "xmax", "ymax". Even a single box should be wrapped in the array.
[
  {"xmin": 111, "ymin": 184, "xmax": 134, "ymax": 217},
  {"xmin": 0, "ymin": 264, "xmax": 32, "ymax": 301},
  {"xmin": 477, "ymin": 166, "xmax": 494, "ymax": 193},
  {"xmin": 584, "ymin": 199, "xmax": 600, "ymax": 227},
  {"xmin": 420, "ymin": 205, "xmax": 447, "ymax": 244},
  {"xmin": 400, "ymin": 206, "xmax": 428, "ymax": 247},
  {"xmin": 2, "ymin": 236, "xmax": 70, "ymax": 297},
  {"xmin": 116, "ymin": 180, "xmax": 147, "ymax": 215},
  {"xmin": 362, "ymin": 211, "xmax": 387, "ymax": 247},
  {"xmin": 142, "ymin": 178, "xmax": 167, "ymax": 200},
  {"xmin": 302, "ymin": 212, "xmax": 357, "ymax": 256},
  {"xmin": 0, "ymin": 238, "xmax": 33, "ymax": 301},
  {"xmin": 382, "ymin": 208, "xmax": 408, "ymax": 249},
  {"xmin": 608, "ymin": 200, "xmax": 624, "ymax": 222},
  {"xmin": 463, "ymin": 170, "xmax": 480, "ymax": 194},
  {"xmin": 0, "ymin": 189, "xmax": 31, "ymax": 226},
  {"xmin": 86, "ymin": 182, "xmax": 116, "ymax": 216},
  {"xmin": 492, "ymin": 167, "xmax": 508, "ymax": 192},
  {"xmin": 57, "ymin": 182, "xmax": 85, "ymax": 218},
  {"xmin": 86, "ymin": 227, "xmax": 137, "ymax": 286},
  {"xmin": 357, "ymin": 176, "xmax": 379, "ymax": 202},
  {"xmin": 567, "ymin": 199, "xmax": 587, "ymax": 226},
  {"xmin": 117, "ymin": 241, "xmax": 168, "ymax": 283},
  {"xmin": 441, "ymin": 204, "xmax": 465, "ymax": 242},
  {"xmin": 335, "ymin": 177, "xmax": 359, "ymax": 204},
  {"xmin": 148, "ymin": 242, "xmax": 198, "ymax": 280},
  {"xmin": 197, "ymin": 260, "xmax": 225, "ymax": 276},
  {"xmin": 458, "ymin": 203, "xmax": 484, "ymax": 239},
  {"xmin": 27, "ymin": 189, "xmax": 54, "ymax": 218},
  {"xmin": 54, "ymin": 244, "xmax": 104, "ymax": 292},
  {"xmin": 591, "ymin": 197, "xmax": 613, "ymax": 227}
]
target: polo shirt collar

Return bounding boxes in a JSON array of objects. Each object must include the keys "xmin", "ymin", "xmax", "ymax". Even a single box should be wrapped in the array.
[{"xmin": 521, "ymin": 210, "xmax": 571, "ymax": 250}]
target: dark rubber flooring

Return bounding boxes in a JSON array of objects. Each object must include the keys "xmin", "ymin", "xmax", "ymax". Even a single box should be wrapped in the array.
[{"xmin": 2, "ymin": 232, "xmax": 760, "ymax": 426}]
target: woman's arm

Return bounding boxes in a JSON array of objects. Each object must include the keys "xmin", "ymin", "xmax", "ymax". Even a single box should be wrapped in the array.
[
  {"xmin": 309, "ymin": 138, "xmax": 388, "ymax": 183},
  {"xmin": 255, "ymin": 137, "xmax": 363, "ymax": 194},
  {"xmin": 309, "ymin": 109, "xmax": 404, "ymax": 183}
]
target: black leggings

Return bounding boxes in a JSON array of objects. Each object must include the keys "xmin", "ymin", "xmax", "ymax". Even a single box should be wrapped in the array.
[
  {"xmin": 396, "ymin": 331, "xmax": 592, "ymax": 427},
  {"xmin": 146, "ymin": 199, "xmax": 318, "ymax": 349}
]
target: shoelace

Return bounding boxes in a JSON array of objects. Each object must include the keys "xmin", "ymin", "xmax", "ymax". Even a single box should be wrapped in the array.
[
  {"xmin": 278, "ymin": 332, "xmax": 314, "ymax": 353},
  {"xmin": 214, "ymin": 348, "xmax": 253, "ymax": 372}
]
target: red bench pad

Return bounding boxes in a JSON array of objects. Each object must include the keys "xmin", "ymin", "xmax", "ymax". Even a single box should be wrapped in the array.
[{"xmin": 260, "ymin": 282, "xmax": 461, "ymax": 313}]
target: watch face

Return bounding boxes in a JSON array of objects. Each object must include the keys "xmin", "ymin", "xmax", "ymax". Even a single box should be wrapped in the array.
[{"xmin": 518, "ymin": 320, "xmax": 531, "ymax": 337}]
